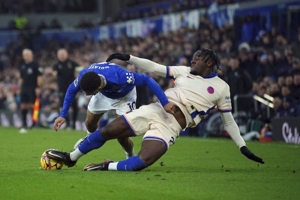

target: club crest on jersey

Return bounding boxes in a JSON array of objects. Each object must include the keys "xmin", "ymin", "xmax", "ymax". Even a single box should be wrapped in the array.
[
  {"xmin": 126, "ymin": 73, "xmax": 135, "ymax": 84},
  {"xmin": 27, "ymin": 68, "xmax": 32, "ymax": 75},
  {"xmin": 207, "ymin": 86, "xmax": 214, "ymax": 94}
]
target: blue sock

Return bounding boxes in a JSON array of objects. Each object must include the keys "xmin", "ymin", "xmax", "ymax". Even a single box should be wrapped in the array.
[
  {"xmin": 117, "ymin": 156, "xmax": 147, "ymax": 171},
  {"xmin": 78, "ymin": 130, "xmax": 106, "ymax": 154}
]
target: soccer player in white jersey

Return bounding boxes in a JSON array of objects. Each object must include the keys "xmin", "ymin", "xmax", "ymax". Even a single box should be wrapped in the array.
[{"xmin": 46, "ymin": 49, "xmax": 264, "ymax": 171}]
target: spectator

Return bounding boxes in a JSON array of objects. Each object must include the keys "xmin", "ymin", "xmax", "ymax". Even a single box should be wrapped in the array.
[
  {"xmin": 272, "ymin": 97, "xmax": 282, "ymax": 114},
  {"xmin": 290, "ymin": 72, "xmax": 300, "ymax": 103},
  {"xmin": 277, "ymin": 76, "xmax": 285, "ymax": 88},
  {"xmin": 14, "ymin": 11, "xmax": 29, "ymax": 30},
  {"xmin": 285, "ymin": 75, "xmax": 294, "ymax": 88},
  {"xmin": 227, "ymin": 57, "xmax": 253, "ymax": 112},
  {"xmin": 280, "ymin": 85, "xmax": 291, "ymax": 99},
  {"xmin": 273, "ymin": 50, "xmax": 287, "ymax": 75},
  {"xmin": 289, "ymin": 58, "xmax": 300, "ymax": 75},
  {"xmin": 267, "ymin": 83, "xmax": 281, "ymax": 98},
  {"xmin": 276, "ymin": 97, "xmax": 298, "ymax": 117},
  {"xmin": 256, "ymin": 54, "xmax": 267, "ymax": 80},
  {"xmin": 217, "ymin": 55, "xmax": 229, "ymax": 80},
  {"xmin": 241, "ymin": 50, "xmax": 259, "ymax": 81}
]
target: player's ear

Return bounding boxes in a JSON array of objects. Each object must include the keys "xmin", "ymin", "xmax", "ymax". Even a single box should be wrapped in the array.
[
  {"xmin": 207, "ymin": 61, "xmax": 213, "ymax": 68},
  {"xmin": 98, "ymin": 76, "xmax": 103, "ymax": 90}
]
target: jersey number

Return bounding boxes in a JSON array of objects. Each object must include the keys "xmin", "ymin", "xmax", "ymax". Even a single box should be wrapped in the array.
[{"xmin": 127, "ymin": 102, "xmax": 136, "ymax": 111}]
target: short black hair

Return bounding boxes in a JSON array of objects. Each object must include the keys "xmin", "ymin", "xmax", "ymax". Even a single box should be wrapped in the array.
[
  {"xmin": 80, "ymin": 72, "xmax": 101, "ymax": 92},
  {"xmin": 199, "ymin": 48, "xmax": 221, "ymax": 72}
]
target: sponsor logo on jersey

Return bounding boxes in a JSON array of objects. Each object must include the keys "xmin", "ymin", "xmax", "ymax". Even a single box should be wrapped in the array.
[
  {"xmin": 225, "ymin": 96, "xmax": 231, "ymax": 103},
  {"xmin": 126, "ymin": 73, "xmax": 135, "ymax": 84}
]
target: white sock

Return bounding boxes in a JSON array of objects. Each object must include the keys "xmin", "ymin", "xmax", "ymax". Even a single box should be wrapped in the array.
[
  {"xmin": 125, "ymin": 150, "xmax": 135, "ymax": 159},
  {"xmin": 108, "ymin": 162, "xmax": 118, "ymax": 170},
  {"xmin": 70, "ymin": 148, "xmax": 84, "ymax": 161}
]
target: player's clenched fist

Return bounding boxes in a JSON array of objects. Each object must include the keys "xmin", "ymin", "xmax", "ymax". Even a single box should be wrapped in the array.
[
  {"xmin": 164, "ymin": 102, "xmax": 176, "ymax": 115},
  {"xmin": 53, "ymin": 117, "xmax": 66, "ymax": 131},
  {"xmin": 106, "ymin": 53, "xmax": 130, "ymax": 62}
]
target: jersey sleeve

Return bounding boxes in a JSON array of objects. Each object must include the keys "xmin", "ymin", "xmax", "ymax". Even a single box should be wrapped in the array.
[
  {"xmin": 59, "ymin": 73, "xmax": 82, "ymax": 118},
  {"xmin": 118, "ymin": 68, "xmax": 169, "ymax": 106},
  {"xmin": 167, "ymin": 66, "xmax": 191, "ymax": 79},
  {"xmin": 217, "ymin": 84, "xmax": 232, "ymax": 113}
]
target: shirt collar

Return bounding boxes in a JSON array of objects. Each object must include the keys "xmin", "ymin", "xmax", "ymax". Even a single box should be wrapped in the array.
[{"xmin": 203, "ymin": 73, "xmax": 218, "ymax": 79}]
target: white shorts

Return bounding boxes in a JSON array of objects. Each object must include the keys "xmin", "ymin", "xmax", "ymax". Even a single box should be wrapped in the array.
[
  {"xmin": 122, "ymin": 102, "xmax": 182, "ymax": 149},
  {"xmin": 88, "ymin": 88, "xmax": 137, "ymax": 115}
]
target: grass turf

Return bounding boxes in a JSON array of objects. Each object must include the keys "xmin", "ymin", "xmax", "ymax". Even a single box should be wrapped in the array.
[{"xmin": 0, "ymin": 127, "xmax": 300, "ymax": 200}]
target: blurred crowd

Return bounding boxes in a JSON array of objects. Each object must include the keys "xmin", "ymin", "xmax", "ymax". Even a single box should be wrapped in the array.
[
  {"xmin": 0, "ymin": 8, "xmax": 299, "ymax": 132},
  {"xmin": 3, "ymin": 0, "xmax": 251, "ymax": 30},
  {"xmin": 0, "ymin": 0, "xmax": 97, "ymax": 14},
  {"xmin": 117, "ymin": 0, "xmax": 248, "ymax": 23}
]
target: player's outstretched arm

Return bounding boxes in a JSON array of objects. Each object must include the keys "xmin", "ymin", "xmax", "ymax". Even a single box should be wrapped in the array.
[
  {"xmin": 219, "ymin": 112, "xmax": 265, "ymax": 164},
  {"xmin": 106, "ymin": 53, "xmax": 167, "ymax": 77},
  {"xmin": 56, "ymin": 82, "xmax": 81, "ymax": 131}
]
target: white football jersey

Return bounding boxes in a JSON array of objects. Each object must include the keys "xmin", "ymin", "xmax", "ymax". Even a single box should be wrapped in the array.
[{"xmin": 165, "ymin": 66, "xmax": 232, "ymax": 128}]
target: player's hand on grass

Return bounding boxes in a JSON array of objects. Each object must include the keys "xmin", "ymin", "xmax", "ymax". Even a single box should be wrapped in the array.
[
  {"xmin": 240, "ymin": 146, "xmax": 265, "ymax": 164},
  {"xmin": 53, "ymin": 117, "xmax": 66, "ymax": 132},
  {"xmin": 164, "ymin": 102, "xmax": 176, "ymax": 115},
  {"xmin": 106, "ymin": 53, "xmax": 130, "ymax": 62}
]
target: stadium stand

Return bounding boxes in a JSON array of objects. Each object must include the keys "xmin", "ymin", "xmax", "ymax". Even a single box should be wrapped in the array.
[{"xmin": 0, "ymin": 0, "xmax": 299, "ymax": 139}]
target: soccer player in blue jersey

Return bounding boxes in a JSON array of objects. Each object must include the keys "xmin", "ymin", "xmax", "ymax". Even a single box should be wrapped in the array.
[{"xmin": 53, "ymin": 61, "xmax": 171, "ymax": 159}]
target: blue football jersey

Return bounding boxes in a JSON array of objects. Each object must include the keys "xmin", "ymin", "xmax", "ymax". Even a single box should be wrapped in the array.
[{"xmin": 60, "ymin": 62, "xmax": 168, "ymax": 118}]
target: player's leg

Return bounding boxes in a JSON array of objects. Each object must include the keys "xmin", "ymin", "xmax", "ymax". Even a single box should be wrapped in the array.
[
  {"xmin": 108, "ymin": 139, "xmax": 167, "ymax": 171},
  {"xmin": 115, "ymin": 88, "xmax": 137, "ymax": 158},
  {"xmin": 46, "ymin": 116, "xmax": 134, "ymax": 167},
  {"xmin": 83, "ymin": 132, "xmax": 169, "ymax": 171},
  {"xmin": 117, "ymin": 136, "xmax": 134, "ymax": 159},
  {"xmin": 71, "ymin": 117, "xmax": 133, "ymax": 160},
  {"xmin": 19, "ymin": 89, "xmax": 30, "ymax": 133},
  {"xmin": 83, "ymin": 103, "xmax": 182, "ymax": 171},
  {"xmin": 85, "ymin": 110, "xmax": 103, "ymax": 133},
  {"xmin": 73, "ymin": 110, "xmax": 103, "ymax": 150}
]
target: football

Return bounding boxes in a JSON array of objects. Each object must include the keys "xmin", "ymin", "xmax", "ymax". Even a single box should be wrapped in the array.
[{"xmin": 40, "ymin": 150, "xmax": 64, "ymax": 170}]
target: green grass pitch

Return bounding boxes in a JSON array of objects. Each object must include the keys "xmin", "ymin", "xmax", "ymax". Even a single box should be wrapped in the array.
[{"xmin": 0, "ymin": 127, "xmax": 300, "ymax": 200}]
